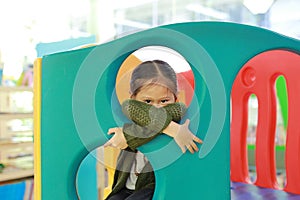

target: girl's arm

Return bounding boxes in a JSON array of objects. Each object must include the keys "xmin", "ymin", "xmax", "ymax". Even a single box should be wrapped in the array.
[
  {"xmin": 104, "ymin": 120, "xmax": 202, "ymax": 154},
  {"xmin": 103, "ymin": 99, "xmax": 176, "ymax": 150},
  {"xmin": 119, "ymin": 99, "xmax": 183, "ymax": 150},
  {"xmin": 105, "ymin": 100, "xmax": 202, "ymax": 153}
]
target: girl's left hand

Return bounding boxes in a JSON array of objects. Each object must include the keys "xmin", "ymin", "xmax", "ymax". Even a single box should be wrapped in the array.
[
  {"xmin": 174, "ymin": 119, "xmax": 203, "ymax": 154},
  {"xmin": 103, "ymin": 127, "xmax": 128, "ymax": 149}
]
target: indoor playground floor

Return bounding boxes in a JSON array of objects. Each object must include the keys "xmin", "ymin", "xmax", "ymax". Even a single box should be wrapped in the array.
[
  {"xmin": 231, "ymin": 171, "xmax": 300, "ymax": 200},
  {"xmin": 231, "ymin": 182, "xmax": 300, "ymax": 200}
]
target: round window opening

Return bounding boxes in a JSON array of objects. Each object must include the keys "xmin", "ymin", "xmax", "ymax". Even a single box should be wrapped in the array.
[
  {"xmin": 116, "ymin": 46, "xmax": 195, "ymax": 106},
  {"xmin": 76, "ymin": 46, "xmax": 195, "ymax": 200}
]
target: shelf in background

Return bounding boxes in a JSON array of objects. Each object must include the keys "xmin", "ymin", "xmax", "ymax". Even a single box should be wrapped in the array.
[
  {"xmin": 0, "ymin": 113, "xmax": 33, "ymax": 120},
  {"xmin": 0, "ymin": 86, "xmax": 34, "ymax": 185},
  {"xmin": 0, "ymin": 168, "xmax": 34, "ymax": 182},
  {"xmin": 0, "ymin": 141, "xmax": 33, "ymax": 150},
  {"xmin": 0, "ymin": 86, "xmax": 33, "ymax": 92}
]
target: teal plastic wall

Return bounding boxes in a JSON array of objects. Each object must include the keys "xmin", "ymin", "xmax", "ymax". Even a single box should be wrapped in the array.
[{"xmin": 40, "ymin": 22, "xmax": 300, "ymax": 199}]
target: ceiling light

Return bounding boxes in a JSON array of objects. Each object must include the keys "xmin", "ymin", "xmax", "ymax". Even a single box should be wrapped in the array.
[{"xmin": 243, "ymin": 0, "xmax": 274, "ymax": 15}]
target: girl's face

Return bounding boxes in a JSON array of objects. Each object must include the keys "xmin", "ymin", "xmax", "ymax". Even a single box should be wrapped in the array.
[{"xmin": 132, "ymin": 84, "xmax": 176, "ymax": 108}]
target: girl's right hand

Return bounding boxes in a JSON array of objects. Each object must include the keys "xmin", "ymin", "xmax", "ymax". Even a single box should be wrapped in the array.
[{"xmin": 103, "ymin": 127, "xmax": 128, "ymax": 149}]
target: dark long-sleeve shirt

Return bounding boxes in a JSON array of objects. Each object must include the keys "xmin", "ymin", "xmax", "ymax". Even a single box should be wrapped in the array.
[{"xmin": 105, "ymin": 100, "xmax": 186, "ymax": 199}]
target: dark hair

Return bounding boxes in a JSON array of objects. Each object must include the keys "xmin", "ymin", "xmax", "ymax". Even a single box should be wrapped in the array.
[{"xmin": 130, "ymin": 60, "xmax": 178, "ymax": 97}]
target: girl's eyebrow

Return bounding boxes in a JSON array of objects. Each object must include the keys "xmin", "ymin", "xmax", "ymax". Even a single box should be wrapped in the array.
[
  {"xmin": 141, "ymin": 96, "xmax": 153, "ymax": 99},
  {"xmin": 160, "ymin": 96, "xmax": 171, "ymax": 99}
]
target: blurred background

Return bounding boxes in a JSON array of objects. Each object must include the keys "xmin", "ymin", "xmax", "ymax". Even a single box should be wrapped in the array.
[
  {"xmin": 0, "ymin": 0, "xmax": 299, "ymax": 199},
  {"xmin": 0, "ymin": 0, "xmax": 299, "ymax": 80}
]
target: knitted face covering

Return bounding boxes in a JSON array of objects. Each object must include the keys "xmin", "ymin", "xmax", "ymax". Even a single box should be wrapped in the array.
[
  {"xmin": 122, "ymin": 99, "xmax": 186, "ymax": 133},
  {"xmin": 120, "ymin": 99, "xmax": 187, "ymax": 150}
]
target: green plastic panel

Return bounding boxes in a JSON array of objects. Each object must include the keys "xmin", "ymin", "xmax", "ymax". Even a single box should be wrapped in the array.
[{"xmin": 40, "ymin": 22, "xmax": 300, "ymax": 199}]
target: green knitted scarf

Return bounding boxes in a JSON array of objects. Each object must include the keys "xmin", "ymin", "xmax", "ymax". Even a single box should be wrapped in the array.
[{"xmin": 121, "ymin": 99, "xmax": 187, "ymax": 150}]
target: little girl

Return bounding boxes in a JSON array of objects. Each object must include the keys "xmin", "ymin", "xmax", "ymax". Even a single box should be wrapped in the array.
[{"xmin": 104, "ymin": 60, "xmax": 202, "ymax": 200}]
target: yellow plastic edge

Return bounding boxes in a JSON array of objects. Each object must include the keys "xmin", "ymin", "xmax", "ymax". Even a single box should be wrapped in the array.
[{"xmin": 33, "ymin": 58, "xmax": 42, "ymax": 200}]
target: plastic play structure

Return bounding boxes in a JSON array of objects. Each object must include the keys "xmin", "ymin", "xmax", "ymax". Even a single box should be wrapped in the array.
[
  {"xmin": 34, "ymin": 22, "xmax": 300, "ymax": 199},
  {"xmin": 231, "ymin": 50, "xmax": 300, "ymax": 199}
]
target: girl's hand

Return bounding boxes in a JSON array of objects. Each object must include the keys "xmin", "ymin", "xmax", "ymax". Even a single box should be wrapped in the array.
[
  {"xmin": 103, "ymin": 127, "xmax": 128, "ymax": 149},
  {"xmin": 174, "ymin": 119, "xmax": 203, "ymax": 153},
  {"xmin": 164, "ymin": 120, "xmax": 203, "ymax": 153}
]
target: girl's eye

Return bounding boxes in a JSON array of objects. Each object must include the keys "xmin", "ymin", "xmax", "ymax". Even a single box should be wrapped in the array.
[
  {"xmin": 144, "ymin": 100, "xmax": 152, "ymax": 104},
  {"xmin": 161, "ymin": 99, "xmax": 169, "ymax": 103}
]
